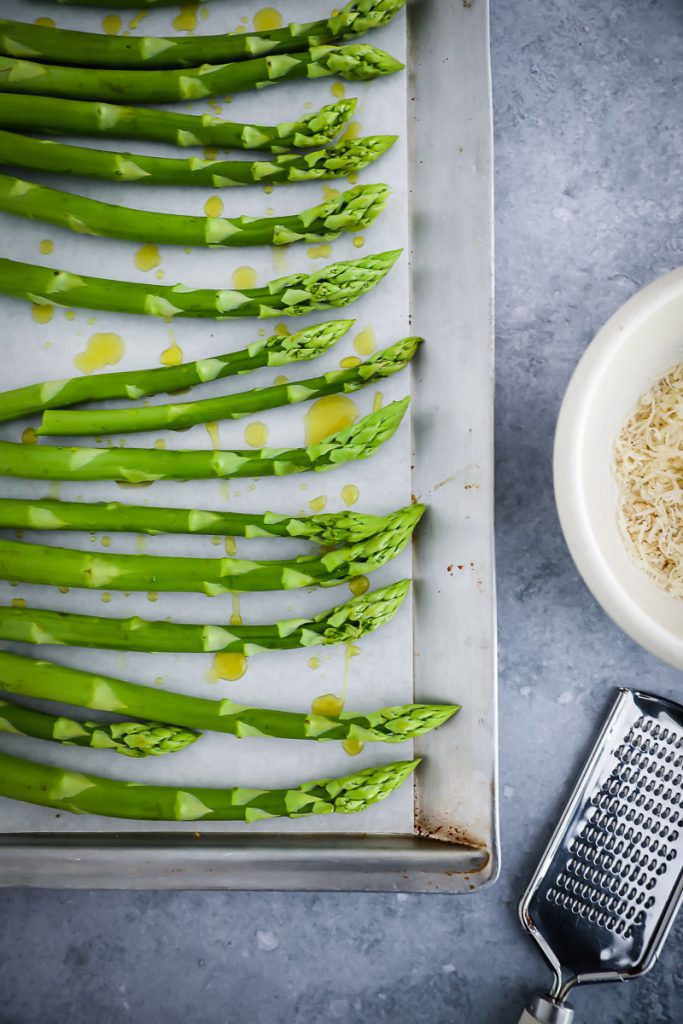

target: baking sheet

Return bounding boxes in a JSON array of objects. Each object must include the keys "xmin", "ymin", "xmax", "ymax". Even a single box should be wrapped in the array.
[{"xmin": 0, "ymin": 0, "xmax": 418, "ymax": 833}]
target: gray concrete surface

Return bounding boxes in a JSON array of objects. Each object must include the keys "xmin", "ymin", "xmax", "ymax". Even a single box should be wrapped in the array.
[{"xmin": 1, "ymin": 0, "xmax": 683, "ymax": 1021}]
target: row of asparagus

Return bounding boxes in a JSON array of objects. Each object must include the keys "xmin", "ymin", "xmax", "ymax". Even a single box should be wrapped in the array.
[{"xmin": 0, "ymin": 1, "xmax": 440, "ymax": 823}]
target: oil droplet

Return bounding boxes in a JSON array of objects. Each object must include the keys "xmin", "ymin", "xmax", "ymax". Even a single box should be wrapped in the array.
[
  {"xmin": 244, "ymin": 421, "xmax": 269, "ymax": 448},
  {"xmin": 308, "ymin": 495, "xmax": 327, "ymax": 513},
  {"xmin": 74, "ymin": 332, "xmax": 124, "ymax": 374},
  {"xmin": 172, "ymin": 3, "xmax": 199, "ymax": 32},
  {"xmin": 211, "ymin": 536, "xmax": 221, "ymax": 546},
  {"xmin": 274, "ymin": 322, "xmax": 290, "ymax": 337},
  {"xmin": 47, "ymin": 482, "xmax": 61, "ymax": 500},
  {"xmin": 128, "ymin": 11, "xmax": 148, "ymax": 30},
  {"xmin": 263, "ymin": 184, "xmax": 273, "ymax": 195},
  {"xmin": 342, "ymin": 738, "xmax": 365, "ymax": 757},
  {"xmin": 58, "ymin": 586, "xmax": 69, "ymax": 595},
  {"xmin": 210, "ymin": 652, "xmax": 247, "ymax": 682},
  {"xmin": 342, "ymin": 484, "xmax": 359, "ymax": 507},
  {"xmin": 225, "ymin": 536, "xmax": 237, "ymax": 556},
  {"xmin": 373, "ymin": 391, "xmax": 384, "ymax": 413},
  {"xmin": 155, "ymin": 269, "xmax": 165, "ymax": 281},
  {"xmin": 353, "ymin": 236, "xmax": 365, "ymax": 249},
  {"xmin": 102, "ymin": 14, "xmax": 122, "ymax": 34},
  {"xmin": 134, "ymin": 243, "xmax": 161, "ymax": 272},
  {"xmin": 253, "ymin": 7, "xmax": 283, "ymax": 30},
  {"xmin": 231, "ymin": 265, "xmax": 257, "ymax": 290},
  {"xmin": 330, "ymin": 81, "xmax": 346, "ymax": 101},
  {"xmin": 101, "ymin": 592, "xmax": 112, "ymax": 604},
  {"xmin": 135, "ymin": 535, "xmax": 147, "ymax": 554},
  {"xmin": 230, "ymin": 593, "xmax": 242, "ymax": 626},
  {"xmin": 323, "ymin": 185, "xmax": 341, "ymax": 202},
  {"xmin": 11, "ymin": 597, "xmax": 26, "ymax": 609},
  {"xmin": 201, "ymin": 5, "xmax": 209, "ymax": 20},
  {"xmin": 220, "ymin": 482, "xmax": 230, "ymax": 502},
  {"xmin": 205, "ymin": 421, "xmax": 220, "ymax": 449},
  {"xmin": 153, "ymin": 438, "xmax": 166, "ymax": 450},
  {"xmin": 348, "ymin": 172, "xmax": 359, "ymax": 185},
  {"xmin": 304, "ymin": 394, "xmax": 358, "ymax": 445},
  {"xmin": 39, "ymin": 239, "xmax": 54, "ymax": 255},
  {"xmin": 147, "ymin": 591, "xmax": 158, "ymax": 603},
  {"xmin": 272, "ymin": 246, "xmax": 288, "ymax": 273},
  {"xmin": 353, "ymin": 326, "xmax": 376, "ymax": 356},
  {"xmin": 204, "ymin": 195, "xmax": 224, "ymax": 218},
  {"xmin": 21, "ymin": 427, "xmax": 37, "ymax": 445},
  {"xmin": 203, "ymin": 145, "xmax": 219, "ymax": 161},
  {"xmin": 340, "ymin": 356, "xmax": 361, "ymax": 369},
  {"xmin": 349, "ymin": 575, "xmax": 369, "ymax": 597},
  {"xmin": 311, "ymin": 693, "xmax": 344, "ymax": 717},
  {"xmin": 307, "ymin": 656, "xmax": 321, "ymax": 670},
  {"xmin": 32, "ymin": 304, "xmax": 53, "ymax": 325},
  {"xmin": 160, "ymin": 341, "xmax": 183, "ymax": 366},
  {"xmin": 273, "ymin": 374, "xmax": 289, "ymax": 386},
  {"xmin": 65, "ymin": 310, "xmax": 75, "ymax": 321},
  {"xmin": 100, "ymin": 536, "xmax": 111, "ymax": 548},
  {"xmin": 34, "ymin": 17, "xmax": 55, "ymax": 27},
  {"xmin": 154, "ymin": 675, "xmax": 164, "ymax": 688},
  {"xmin": 341, "ymin": 121, "xmax": 361, "ymax": 142},
  {"xmin": 307, "ymin": 243, "xmax": 333, "ymax": 260}
]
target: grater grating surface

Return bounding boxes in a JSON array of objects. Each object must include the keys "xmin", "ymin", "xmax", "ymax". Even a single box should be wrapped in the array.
[{"xmin": 518, "ymin": 689, "xmax": 683, "ymax": 1018}]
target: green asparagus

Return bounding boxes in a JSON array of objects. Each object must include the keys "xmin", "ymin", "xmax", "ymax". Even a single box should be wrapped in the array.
[
  {"xmin": 0, "ymin": 697, "xmax": 198, "ymax": 757},
  {"xmin": 0, "ymin": 174, "xmax": 387, "ymax": 247},
  {"xmin": 40, "ymin": 337, "xmax": 418, "ymax": 437},
  {"xmin": 0, "ymin": 2, "xmax": 405, "ymax": 69},
  {"xmin": 0, "ymin": 578, "xmax": 410, "ymax": 654},
  {"xmin": 0, "ymin": 750, "xmax": 419, "ymax": 821},
  {"xmin": 0, "ymin": 498, "xmax": 417, "ymax": 547},
  {"xmin": 0, "ymin": 320, "xmax": 353, "ymax": 424},
  {"xmin": 0, "ymin": 130, "xmax": 395, "ymax": 187},
  {"xmin": 0, "ymin": 175, "xmax": 390, "ymax": 248},
  {"xmin": 0, "ymin": 505, "xmax": 422, "ymax": 594},
  {"xmin": 0, "ymin": 650, "xmax": 458, "ymax": 744},
  {"xmin": 0, "ymin": 249, "xmax": 401, "ymax": 319},
  {"xmin": 0, "ymin": 94, "xmax": 356, "ymax": 152},
  {"xmin": 0, "ymin": 398, "xmax": 409, "ymax": 482},
  {"xmin": 0, "ymin": 45, "xmax": 403, "ymax": 103}
]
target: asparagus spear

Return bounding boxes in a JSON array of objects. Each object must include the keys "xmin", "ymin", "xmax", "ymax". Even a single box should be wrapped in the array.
[
  {"xmin": 40, "ymin": 337, "xmax": 418, "ymax": 437},
  {"xmin": 0, "ymin": 505, "xmax": 422, "ymax": 594},
  {"xmin": 0, "ymin": 2, "xmax": 405, "ymax": 69},
  {"xmin": 0, "ymin": 130, "xmax": 395, "ymax": 187},
  {"xmin": 0, "ymin": 697, "xmax": 198, "ymax": 758},
  {"xmin": 0, "ymin": 750, "xmax": 419, "ymax": 821},
  {"xmin": 0, "ymin": 175, "xmax": 390, "ymax": 249},
  {"xmin": 0, "ymin": 94, "xmax": 356, "ymax": 152},
  {"xmin": 0, "ymin": 320, "xmax": 353, "ymax": 424},
  {"xmin": 0, "ymin": 650, "xmax": 458, "ymax": 744},
  {"xmin": 0, "ymin": 249, "xmax": 401, "ymax": 319},
  {"xmin": 0, "ymin": 498, "xmax": 415, "ymax": 547},
  {"xmin": 0, "ymin": 398, "xmax": 409, "ymax": 482},
  {"xmin": 0, "ymin": 578, "xmax": 410, "ymax": 653},
  {"xmin": 0, "ymin": 45, "xmax": 403, "ymax": 103}
]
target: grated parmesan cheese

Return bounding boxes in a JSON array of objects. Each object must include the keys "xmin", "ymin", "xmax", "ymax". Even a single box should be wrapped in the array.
[{"xmin": 614, "ymin": 365, "xmax": 683, "ymax": 598}]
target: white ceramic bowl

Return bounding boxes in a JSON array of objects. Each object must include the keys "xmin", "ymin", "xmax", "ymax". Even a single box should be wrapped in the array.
[{"xmin": 554, "ymin": 266, "xmax": 683, "ymax": 670}]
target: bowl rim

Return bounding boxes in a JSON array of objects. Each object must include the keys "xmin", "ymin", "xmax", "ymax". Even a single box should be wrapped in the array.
[{"xmin": 553, "ymin": 265, "xmax": 683, "ymax": 670}]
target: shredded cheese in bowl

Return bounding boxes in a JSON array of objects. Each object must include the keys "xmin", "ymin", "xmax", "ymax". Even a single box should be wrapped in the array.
[{"xmin": 614, "ymin": 365, "xmax": 683, "ymax": 598}]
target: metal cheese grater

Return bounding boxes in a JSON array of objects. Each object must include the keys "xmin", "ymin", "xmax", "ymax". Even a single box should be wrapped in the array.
[{"xmin": 517, "ymin": 688, "xmax": 683, "ymax": 1024}]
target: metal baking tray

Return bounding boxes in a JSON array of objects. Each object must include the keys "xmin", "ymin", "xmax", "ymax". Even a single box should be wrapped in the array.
[{"xmin": 0, "ymin": 0, "xmax": 497, "ymax": 892}]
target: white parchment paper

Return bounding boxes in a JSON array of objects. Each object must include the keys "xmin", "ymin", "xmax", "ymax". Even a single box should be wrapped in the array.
[{"xmin": 0, "ymin": 0, "xmax": 414, "ymax": 833}]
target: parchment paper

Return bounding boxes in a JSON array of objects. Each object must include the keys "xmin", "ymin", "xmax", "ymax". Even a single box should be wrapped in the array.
[{"xmin": 0, "ymin": 0, "xmax": 414, "ymax": 833}]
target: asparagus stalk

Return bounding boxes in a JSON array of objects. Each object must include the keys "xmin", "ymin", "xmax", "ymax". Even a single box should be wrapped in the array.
[
  {"xmin": 0, "ymin": 175, "xmax": 390, "ymax": 249},
  {"xmin": 0, "ymin": 94, "xmax": 357, "ymax": 152},
  {"xmin": 0, "ymin": 320, "xmax": 353, "ymax": 424},
  {"xmin": 0, "ymin": 130, "xmax": 395, "ymax": 187},
  {"xmin": 0, "ymin": 578, "xmax": 410, "ymax": 654},
  {"xmin": 0, "ymin": 2, "xmax": 405, "ymax": 69},
  {"xmin": 40, "ymin": 337, "xmax": 418, "ymax": 437},
  {"xmin": 0, "ymin": 45, "xmax": 403, "ymax": 103},
  {"xmin": 0, "ymin": 249, "xmax": 401, "ymax": 319},
  {"xmin": 0, "ymin": 650, "xmax": 458, "ymax": 744},
  {"xmin": 0, "ymin": 697, "xmax": 198, "ymax": 758},
  {"xmin": 0, "ymin": 398, "xmax": 409, "ymax": 482},
  {"xmin": 0, "ymin": 505, "xmax": 422, "ymax": 594},
  {"xmin": 0, "ymin": 498, "xmax": 416, "ymax": 547},
  {"xmin": 0, "ymin": 750, "xmax": 419, "ymax": 821}
]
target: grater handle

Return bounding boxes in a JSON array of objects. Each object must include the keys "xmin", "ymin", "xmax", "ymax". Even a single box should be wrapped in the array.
[{"xmin": 518, "ymin": 995, "xmax": 574, "ymax": 1024}]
